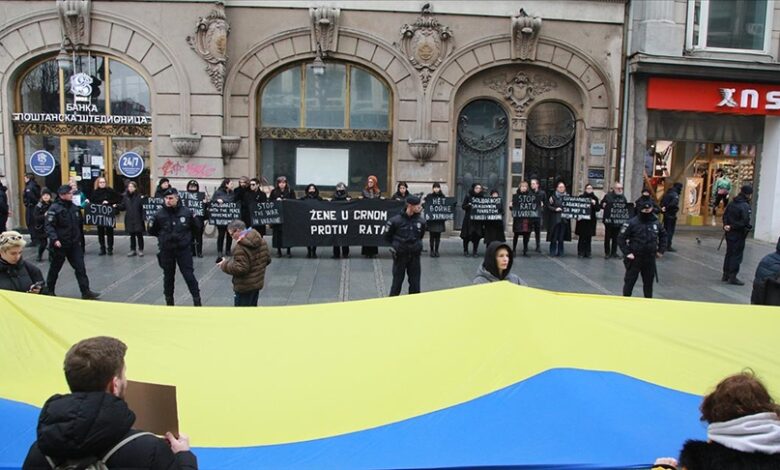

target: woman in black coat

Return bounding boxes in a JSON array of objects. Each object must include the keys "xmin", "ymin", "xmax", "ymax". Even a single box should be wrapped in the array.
[
  {"xmin": 331, "ymin": 182, "xmax": 351, "ymax": 259},
  {"xmin": 574, "ymin": 184, "xmax": 601, "ymax": 258},
  {"xmin": 32, "ymin": 189, "xmax": 53, "ymax": 261},
  {"xmin": 483, "ymin": 189, "xmax": 506, "ymax": 247},
  {"xmin": 546, "ymin": 181, "xmax": 571, "ymax": 257},
  {"xmin": 303, "ymin": 183, "xmax": 323, "ymax": 258},
  {"xmin": 511, "ymin": 181, "xmax": 533, "ymax": 257},
  {"xmin": 270, "ymin": 176, "xmax": 296, "ymax": 258},
  {"xmin": 212, "ymin": 178, "xmax": 235, "ymax": 257},
  {"xmin": 391, "ymin": 181, "xmax": 409, "ymax": 201},
  {"xmin": 0, "ymin": 231, "xmax": 45, "ymax": 294},
  {"xmin": 117, "ymin": 181, "xmax": 146, "ymax": 257},
  {"xmin": 424, "ymin": 183, "xmax": 446, "ymax": 258},
  {"xmin": 89, "ymin": 177, "xmax": 121, "ymax": 256},
  {"xmin": 460, "ymin": 183, "xmax": 484, "ymax": 257}
]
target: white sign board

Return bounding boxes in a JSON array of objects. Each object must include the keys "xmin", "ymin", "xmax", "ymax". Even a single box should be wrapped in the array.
[{"xmin": 296, "ymin": 148, "xmax": 349, "ymax": 186}]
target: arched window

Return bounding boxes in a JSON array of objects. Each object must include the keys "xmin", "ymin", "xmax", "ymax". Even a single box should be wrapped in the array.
[{"xmin": 258, "ymin": 63, "xmax": 392, "ymax": 192}]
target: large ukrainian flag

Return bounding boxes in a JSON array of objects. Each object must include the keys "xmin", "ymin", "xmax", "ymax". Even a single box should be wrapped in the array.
[{"xmin": 1, "ymin": 283, "xmax": 778, "ymax": 469}]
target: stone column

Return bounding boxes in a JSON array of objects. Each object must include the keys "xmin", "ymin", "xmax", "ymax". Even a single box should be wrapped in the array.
[
  {"xmin": 633, "ymin": 0, "xmax": 684, "ymax": 57},
  {"xmin": 755, "ymin": 116, "xmax": 780, "ymax": 242}
]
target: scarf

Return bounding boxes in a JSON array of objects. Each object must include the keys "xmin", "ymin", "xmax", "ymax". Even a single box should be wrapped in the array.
[{"xmin": 708, "ymin": 412, "xmax": 780, "ymax": 454}]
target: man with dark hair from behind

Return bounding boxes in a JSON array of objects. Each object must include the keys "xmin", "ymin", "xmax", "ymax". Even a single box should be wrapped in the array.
[{"xmin": 23, "ymin": 336, "xmax": 197, "ymax": 470}]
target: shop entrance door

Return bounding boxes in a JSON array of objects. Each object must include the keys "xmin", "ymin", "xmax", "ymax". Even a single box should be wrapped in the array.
[
  {"xmin": 454, "ymin": 100, "xmax": 509, "ymax": 229},
  {"xmin": 62, "ymin": 137, "xmax": 108, "ymax": 204},
  {"xmin": 524, "ymin": 102, "xmax": 576, "ymax": 194}
]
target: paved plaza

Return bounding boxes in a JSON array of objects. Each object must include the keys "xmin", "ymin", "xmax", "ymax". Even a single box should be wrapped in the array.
[{"xmin": 26, "ymin": 229, "xmax": 775, "ymax": 307}]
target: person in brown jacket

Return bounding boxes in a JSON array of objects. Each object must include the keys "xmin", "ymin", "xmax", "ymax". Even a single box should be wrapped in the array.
[{"xmin": 218, "ymin": 219, "xmax": 270, "ymax": 306}]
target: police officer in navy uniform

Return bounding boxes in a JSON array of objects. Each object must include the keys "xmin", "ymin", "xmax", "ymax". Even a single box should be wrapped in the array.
[
  {"xmin": 385, "ymin": 195, "xmax": 426, "ymax": 296},
  {"xmin": 45, "ymin": 185, "xmax": 100, "ymax": 299},
  {"xmin": 618, "ymin": 199, "xmax": 667, "ymax": 298},
  {"xmin": 722, "ymin": 185, "xmax": 753, "ymax": 286},
  {"xmin": 148, "ymin": 188, "xmax": 201, "ymax": 306}
]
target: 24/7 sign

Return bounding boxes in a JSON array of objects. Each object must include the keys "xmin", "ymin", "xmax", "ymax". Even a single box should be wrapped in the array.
[{"xmin": 117, "ymin": 151, "xmax": 144, "ymax": 178}]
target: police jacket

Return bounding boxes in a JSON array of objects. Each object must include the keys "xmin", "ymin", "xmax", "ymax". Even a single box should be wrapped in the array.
[
  {"xmin": 660, "ymin": 189, "xmax": 680, "ymax": 218},
  {"xmin": 617, "ymin": 213, "xmax": 667, "ymax": 257},
  {"xmin": 44, "ymin": 199, "xmax": 83, "ymax": 248},
  {"xmin": 22, "ymin": 392, "xmax": 197, "ymax": 470},
  {"xmin": 148, "ymin": 203, "xmax": 196, "ymax": 251},
  {"xmin": 601, "ymin": 191, "xmax": 628, "ymax": 226},
  {"xmin": 723, "ymin": 193, "xmax": 752, "ymax": 235},
  {"xmin": 384, "ymin": 210, "xmax": 426, "ymax": 255}
]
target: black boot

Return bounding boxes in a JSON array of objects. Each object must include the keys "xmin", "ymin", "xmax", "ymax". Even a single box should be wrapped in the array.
[
  {"xmin": 193, "ymin": 297, "xmax": 202, "ymax": 306},
  {"xmin": 107, "ymin": 247, "xmax": 113, "ymax": 256},
  {"xmin": 728, "ymin": 274, "xmax": 745, "ymax": 286},
  {"xmin": 81, "ymin": 290, "xmax": 101, "ymax": 300},
  {"xmin": 99, "ymin": 247, "xmax": 106, "ymax": 256},
  {"xmin": 722, "ymin": 272, "xmax": 729, "ymax": 282},
  {"xmin": 165, "ymin": 296, "xmax": 174, "ymax": 306}
]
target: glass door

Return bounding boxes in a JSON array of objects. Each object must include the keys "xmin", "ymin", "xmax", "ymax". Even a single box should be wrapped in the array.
[{"xmin": 62, "ymin": 137, "xmax": 108, "ymax": 205}]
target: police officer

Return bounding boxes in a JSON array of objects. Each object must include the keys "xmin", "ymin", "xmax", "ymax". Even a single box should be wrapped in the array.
[
  {"xmin": 385, "ymin": 195, "xmax": 426, "ymax": 296},
  {"xmin": 722, "ymin": 185, "xmax": 753, "ymax": 286},
  {"xmin": 660, "ymin": 182, "xmax": 682, "ymax": 252},
  {"xmin": 45, "ymin": 185, "xmax": 100, "ymax": 299},
  {"xmin": 148, "ymin": 188, "xmax": 202, "ymax": 306},
  {"xmin": 618, "ymin": 199, "xmax": 667, "ymax": 298}
]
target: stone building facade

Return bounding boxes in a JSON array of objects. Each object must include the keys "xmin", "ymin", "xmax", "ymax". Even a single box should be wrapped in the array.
[{"xmin": 0, "ymin": 0, "xmax": 625, "ymax": 229}]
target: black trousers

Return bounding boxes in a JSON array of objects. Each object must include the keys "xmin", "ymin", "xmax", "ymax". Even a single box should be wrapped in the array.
[
  {"xmin": 428, "ymin": 232, "xmax": 441, "ymax": 252},
  {"xmin": 129, "ymin": 232, "xmax": 144, "ymax": 252},
  {"xmin": 97, "ymin": 226, "xmax": 114, "ymax": 251},
  {"xmin": 389, "ymin": 252, "xmax": 421, "ymax": 296},
  {"xmin": 577, "ymin": 234, "xmax": 593, "ymax": 256},
  {"xmin": 192, "ymin": 224, "xmax": 204, "ymax": 256},
  {"xmin": 604, "ymin": 225, "xmax": 621, "ymax": 256},
  {"xmin": 663, "ymin": 216, "xmax": 677, "ymax": 249},
  {"xmin": 333, "ymin": 246, "xmax": 350, "ymax": 257},
  {"xmin": 723, "ymin": 232, "xmax": 746, "ymax": 276},
  {"xmin": 47, "ymin": 243, "xmax": 91, "ymax": 295},
  {"xmin": 623, "ymin": 255, "xmax": 656, "ymax": 298},
  {"xmin": 234, "ymin": 290, "xmax": 260, "ymax": 307},
  {"xmin": 216, "ymin": 226, "xmax": 232, "ymax": 254},
  {"xmin": 37, "ymin": 238, "xmax": 49, "ymax": 259},
  {"xmin": 530, "ymin": 219, "xmax": 541, "ymax": 249},
  {"xmin": 158, "ymin": 247, "xmax": 200, "ymax": 300},
  {"xmin": 25, "ymin": 205, "xmax": 35, "ymax": 233},
  {"xmin": 713, "ymin": 193, "xmax": 729, "ymax": 214},
  {"xmin": 513, "ymin": 232, "xmax": 530, "ymax": 254}
]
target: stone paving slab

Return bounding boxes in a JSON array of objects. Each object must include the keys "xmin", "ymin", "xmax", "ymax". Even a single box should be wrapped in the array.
[{"xmin": 26, "ymin": 232, "xmax": 775, "ymax": 306}]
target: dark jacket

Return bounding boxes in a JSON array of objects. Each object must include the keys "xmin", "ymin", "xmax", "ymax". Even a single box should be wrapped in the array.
[
  {"xmin": 22, "ymin": 391, "xmax": 197, "ymax": 470},
  {"xmin": 678, "ymin": 439, "xmax": 780, "ymax": 470},
  {"xmin": 634, "ymin": 195, "xmax": 660, "ymax": 216},
  {"xmin": 751, "ymin": 237, "xmax": 780, "ymax": 305},
  {"xmin": 45, "ymin": 199, "xmax": 83, "ymax": 248},
  {"xmin": 269, "ymin": 187, "xmax": 296, "ymax": 201},
  {"xmin": 32, "ymin": 201, "xmax": 52, "ymax": 239},
  {"xmin": 148, "ymin": 203, "xmax": 197, "ymax": 251},
  {"xmin": 660, "ymin": 184, "xmax": 682, "ymax": 219},
  {"xmin": 303, "ymin": 185, "xmax": 323, "ymax": 201},
  {"xmin": 575, "ymin": 192, "xmax": 601, "ymax": 237},
  {"xmin": 723, "ymin": 193, "xmax": 752, "ymax": 237},
  {"xmin": 90, "ymin": 187, "xmax": 120, "ymax": 206},
  {"xmin": 332, "ymin": 190, "xmax": 351, "ymax": 202},
  {"xmin": 0, "ymin": 258, "xmax": 44, "ymax": 293},
  {"xmin": 118, "ymin": 191, "xmax": 146, "ymax": 234},
  {"xmin": 221, "ymin": 229, "xmax": 271, "ymax": 293},
  {"xmin": 618, "ymin": 213, "xmax": 667, "ymax": 257},
  {"xmin": 384, "ymin": 210, "xmax": 426, "ymax": 255},
  {"xmin": 153, "ymin": 179, "xmax": 170, "ymax": 199},
  {"xmin": 0, "ymin": 182, "xmax": 8, "ymax": 219},
  {"xmin": 459, "ymin": 190, "xmax": 483, "ymax": 240},
  {"xmin": 391, "ymin": 191, "xmax": 409, "ymax": 202},
  {"xmin": 24, "ymin": 179, "xmax": 41, "ymax": 206},
  {"xmin": 472, "ymin": 241, "xmax": 525, "ymax": 285},
  {"xmin": 212, "ymin": 188, "xmax": 234, "ymax": 204},
  {"xmin": 511, "ymin": 190, "xmax": 533, "ymax": 234},
  {"xmin": 546, "ymin": 191, "xmax": 572, "ymax": 242},
  {"xmin": 241, "ymin": 189, "xmax": 267, "ymax": 223},
  {"xmin": 601, "ymin": 191, "xmax": 628, "ymax": 226},
  {"xmin": 424, "ymin": 192, "xmax": 446, "ymax": 233}
]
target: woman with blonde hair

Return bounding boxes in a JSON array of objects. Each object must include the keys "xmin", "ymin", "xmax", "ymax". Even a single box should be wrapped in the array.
[
  {"xmin": 360, "ymin": 175, "xmax": 382, "ymax": 258},
  {"xmin": 0, "ymin": 231, "xmax": 45, "ymax": 293}
]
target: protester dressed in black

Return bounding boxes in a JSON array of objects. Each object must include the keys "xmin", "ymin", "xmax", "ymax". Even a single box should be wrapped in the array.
[
  {"xmin": 722, "ymin": 185, "xmax": 753, "ymax": 285},
  {"xmin": 243, "ymin": 178, "xmax": 267, "ymax": 237},
  {"xmin": 270, "ymin": 176, "xmax": 296, "ymax": 257},
  {"xmin": 618, "ymin": 200, "xmax": 667, "ymax": 298},
  {"xmin": 153, "ymin": 177, "xmax": 171, "ymax": 198},
  {"xmin": 89, "ymin": 177, "xmax": 120, "ymax": 256},
  {"xmin": 32, "ymin": 189, "xmax": 52, "ymax": 261},
  {"xmin": 634, "ymin": 187, "xmax": 660, "ymax": 216},
  {"xmin": 212, "ymin": 178, "xmax": 235, "ymax": 257},
  {"xmin": 360, "ymin": 175, "xmax": 381, "ymax": 258},
  {"xmin": 23, "ymin": 173, "xmax": 41, "ymax": 242},
  {"xmin": 424, "ymin": 183, "xmax": 446, "ymax": 257},
  {"xmin": 303, "ymin": 183, "xmax": 323, "ymax": 258},
  {"xmin": 460, "ymin": 183, "xmax": 484, "ymax": 257},
  {"xmin": 117, "ymin": 181, "xmax": 146, "ymax": 257},
  {"xmin": 184, "ymin": 180, "xmax": 205, "ymax": 258},
  {"xmin": 391, "ymin": 181, "xmax": 409, "ymax": 202},
  {"xmin": 546, "ymin": 181, "xmax": 571, "ymax": 257},
  {"xmin": 660, "ymin": 182, "xmax": 682, "ymax": 252},
  {"xmin": 528, "ymin": 179, "xmax": 544, "ymax": 253},
  {"xmin": 575, "ymin": 184, "xmax": 601, "ymax": 258},
  {"xmin": 148, "ymin": 188, "xmax": 201, "ymax": 306},
  {"xmin": 511, "ymin": 181, "xmax": 533, "ymax": 257},
  {"xmin": 0, "ymin": 181, "xmax": 8, "ymax": 232},
  {"xmin": 385, "ymin": 195, "xmax": 426, "ymax": 296},
  {"xmin": 331, "ymin": 182, "xmax": 351, "ymax": 259},
  {"xmin": 483, "ymin": 189, "xmax": 506, "ymax": 247},
  {"xmin": 601, "ymin": 183, "xmax": 627, "ymax": 259}
]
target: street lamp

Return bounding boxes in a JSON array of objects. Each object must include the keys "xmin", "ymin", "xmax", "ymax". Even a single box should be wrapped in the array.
[
  {"xmin": 56, "ymin": 45, "xmax": 72, "ymax": 72},
  {"xmin": 310, "ymin": 42, "xmax": 325, "ymax": 76}
]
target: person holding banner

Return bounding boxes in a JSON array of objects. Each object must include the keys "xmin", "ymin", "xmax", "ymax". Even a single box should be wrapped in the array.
[
  {"xmin": 360, "ymin": 175, "xmax": 381, "ymax": 258},
  {"xmin": 385, "ymin": 195, "xmax": 426, "ymax": 296},
  {"xmin": 546, "ymin": 181, "xmax": 571, "ymax": 257},
  {"xmin": 154, "ymin": 177, "xmax": 171, "ymax": 198},
  {"xmin": 391, "ymin": 181, "xmax": 410, "ymax": 202},
  {"xmin": 303, "ymin": 184, "xmax": 324, "ymax": 259},
  {"xmin": 575, "ymin": 184, "xmax": 601, "ymax": 258},
  {"xmin": 424, "ymin": 183, "xmax": 446, "ymax": 258},
  {"xmin": 483, "ymin": 189, "xmax": 506, "ymax": 246},
  {"xmin": 184, "ymin": 180, "xmax": 207, "ymax": 258},
  {"xmin": 213, "ymin": 179, "xmax": 236, "ymax": 258},
  {"xmin": 118, "ymin": 181, "xmax": 146, "ymax": 257},
  {"xmin": 243, "ymin": 178, "xmax": 267, "ymax": 237},
  {"xmin": 331, "ymin": 182, "xmax": 351, "ymax": 259},
  {"xmin": 601, "ymin": 182, "xmax": 628, "ymax": 259},
  {"xmin": 88, "ymin": 177, "xmax": 120, "ymax": 256},
  {"xmin": 529, "ymin": 179, "xmax": 544, "ymax": 253},
  {"xmin": 618, "ymin": 199, "xmax": 667, "ymax": 298},
  {"xmin": 460, "ymin": 183, "xmax": 484, "ymax": 257},
  {"xmin": 512, "ymin": 181, "xmax": 534, "ymax": 257},
  {"xmin": 270, "ymin": 176, "xmax": 296, "ymax": 258}
]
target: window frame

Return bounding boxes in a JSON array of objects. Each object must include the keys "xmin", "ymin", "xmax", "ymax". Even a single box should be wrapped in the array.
[{"xmin": 686, "ymin": 0, "xmax": 774, "ymax": 54}]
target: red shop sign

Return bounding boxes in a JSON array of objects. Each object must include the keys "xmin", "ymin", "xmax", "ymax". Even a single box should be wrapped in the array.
[{"xmin": 647, "ymin": 77, "xmax": 780, "ymax": 115}]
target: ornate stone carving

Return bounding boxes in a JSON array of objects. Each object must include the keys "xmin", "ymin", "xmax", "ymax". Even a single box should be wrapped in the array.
[
  {"xmin": 13, "ymin": 122, "xmax": 151, "ymax": 137},
  {"xmin": 258, "ymin": 127, "xmax": 392, "ymax": 142},
  {"xmin": 399, "ymin": 3, "xmax": 453, "ymax": 90},
  {"xmin": 187, "ymin": 1, "xmax": 230, "ymax": 93},
  {"xmin": 511, "ymin": 9, "xmax": 542, "ymax": 61},
  {"xmin": 171, "ymin": 134, "xmax": 202, "ymax": 159},
  {"xmin": 57, "ymin": 0, "xmax": 91, "ymax": 49},
  {"xmin": 310, "ymin": 6, "xmax": 340, "ymax": 53},
  {"xmin": 485, "ymin": 72, "xmax": 556, "ymax": 115},
  {"xmin": 408, "ymin": 139, "xmax": 438, "ymax": 165},
  {"xmin": 220, "ymin": 136, "xmax": 241, "ymax": 164}
]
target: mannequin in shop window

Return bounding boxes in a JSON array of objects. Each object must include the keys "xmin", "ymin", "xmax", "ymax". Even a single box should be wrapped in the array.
[{"xmin": 712, "ymin": 169, "xmax": 732, "ymax": 217}]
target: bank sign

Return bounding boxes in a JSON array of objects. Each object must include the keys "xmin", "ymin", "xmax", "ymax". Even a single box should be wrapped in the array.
[{"xmin": 648, "ymin": 77, "xmax": 780, "ymax": 115}]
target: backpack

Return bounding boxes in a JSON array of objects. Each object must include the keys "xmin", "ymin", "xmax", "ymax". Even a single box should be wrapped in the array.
[{"xmin": 44, "ymin": 431, "xmax": 155, "ymax": 470}]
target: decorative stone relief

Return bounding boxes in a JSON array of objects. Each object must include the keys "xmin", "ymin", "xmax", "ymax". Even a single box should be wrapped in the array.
[
  {"xmin": 408, "ymin": 139, "xmax": 438, "ymax": 165},
  {"xmin": 57, "ymin": 0, "xmax": 91, "ymax": 49},
  {"xmin": 485, "ymin": 72, "xmax": 556, "ymax": 115},
  {"xmin": 171, "ymin": 134, "xmax": 202, "ymax": 159},
  {"xmin": 511, "ymin": 9, "xmax": 542, "ymax": 61},
  {"xmin": 399, "ymin": 3, "xmax": 453, "ymax": 90},
  {"xmin": 310, "ymin": 6, "xmax": 340, "ymax": 53},
  {"xmin": 187, "ymin": 1, "xmax": 230, "ymax": 93},
  {"xmin": 220, "ymin": 136, "xmax": 241, "ymax": 164}
]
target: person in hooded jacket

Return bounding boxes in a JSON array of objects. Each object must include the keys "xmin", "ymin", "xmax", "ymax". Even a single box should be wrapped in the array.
[
  {"xmin": 653, "ymin": 371, "xmax": 780, "ymax": 470},
  {"xmin": 88, "ymin": 177, "xmax": 120, "ymax": 256},
  {"xmin": 331, "ymin": 182, "xmax": 351, "ymax": 259},
  {"xmin": 460, "ymin": 183, "xmax": 484, "ymax": 257},
  {"xmin": 153, "ymin": 177, "xmax": 171, "ymax": 198},
  {"xmin": 212, "ymin": 178, "xmax": 235, "ymax": 257},
  {"xmin": 32, "ymin": 189, "xmax": 53, "ymax": 261},
  {"xmin": 23, "ymin": 173, "xmax": 41, "ymax": 243},
  {"xmin": 618, "ymin": 199, "xmax": 667, "ymax": 298},
  {"xmin": 0, "ymin": 231, "xmax": 45, "ymax": 294},
  {"xmin": 118, "ymin": 181, "xmax": 146, "ymax": 257},
  {"xmin": 242, "ymin": 178, "xmax": 267, "ymax": 237},
  {"xmin": 660, "ymin": 182, "xmax": 683, "ymax": 252},
  {"xmin": 424, "ymin": 183, "xmax": 446, "ymax": 258},
  {"xmin": 634, "ymin": 187, "xmax": 660, "ymax": 216},
  {"xmin": 219, "ymin": 219, "xmax": 271, "ymax": 307},
  {"xmin": 472, "ymin": 241, "xmax": 526, "ymax": 285},
  {"xmin": 303, "ymin": 183, "xmax": 323, "ymax": 258},
  {"xmin": 722, "ymin": 185, "xmax": 753, "ymax": 286},
  {"xmin": 183, "ymin": 180, "xmax": 206, "ymax": 258},
  {"xmin": 22, "ymin": 336, "xmax": 197, "ymax": 470},
  {"xmin": 751, "ymin": 236, "xmax": 780, "ymax": 305},
  {"xmin": 270, "ymin": 176, "xmax": 296, "ymax": 258},
  {"xmin": 0, "ymin": 180, "xmax": 9, "ymax": 232},
  {"xmin": 546, "ymin": 181, "xmax": 572, "ymax": 257},
  {"xmin": 575, "ymin": 183, "xmax": 601, "ymax": 258}
]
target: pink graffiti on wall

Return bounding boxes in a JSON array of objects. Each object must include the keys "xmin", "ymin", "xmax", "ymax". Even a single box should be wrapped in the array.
[{"xmin": 159, "ymin": 159, "xmax": 217, "ymax": 178}]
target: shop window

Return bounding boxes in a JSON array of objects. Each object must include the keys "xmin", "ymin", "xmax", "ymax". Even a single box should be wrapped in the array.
[
  {"xmin": 109, "ymin": 60, "xmax": 150, "ymax": 116},
  {"xmin": 64, "ymin": 55, "xmax": 106, "ymax": 114},
  {"xmin": 19, "ymin": 59, "xmax": 60, "ymax": 114},
  {"xmin": 687, "ymin": 0, "xmax": 771, "ymax": 52},
  {"xmin": 350, "ymin": 67, "xmax": 390, "ymax": 130},
  {"xmin": 305, "ymin": 63, "xmax": 346, "ymax": 128},
  {"xmin": 261, "ymin": 67, "xmax": 302, "ymax": 128}
]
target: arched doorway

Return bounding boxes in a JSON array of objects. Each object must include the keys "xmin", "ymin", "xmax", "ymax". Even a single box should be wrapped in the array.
[
  {"xmin": 524, "ymin": 102, "xmax": 576, "ymax": 194},
  {"xmin": 454, "ymin": 99, "xmax": 508, "ymax": 229}
]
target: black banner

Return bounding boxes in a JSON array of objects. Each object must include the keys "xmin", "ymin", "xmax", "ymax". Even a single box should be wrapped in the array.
[
  {"xmin": 85, "ymin": 203, "xmax": 116, "ymax": 227},
  {"xmin": 561, "ymin": 196, "xmax": 593, "ymax": 220},
  {"xmin": 251, "ymin": 201, "xmax": 283, "ymax": 226},
  {"xmin": 512, "ymin": 194, "xmax": 540, "ymax": 218},
  {"xmin": 604, "ymin": 200, "xmax": 632, "ymax": 225},
  {"xmin": 281, "ymin": 199, "xmax": 404, "ymax": 247},
  {"xmin": 180, "ymin": 191, "xmax": 205, "ymax": 217},
  {"xmin": 141, "ymin": 197, "xmax": 164, "ymax": 224},
  {"xmin": 470, "ymin": 197, "xmax": 503, "ymax": 221},
  {"xmin": 424, "ymin": 196, "xmax": 456, "ymax": 221},
  {"xmin": 208, "ymin": 202, "xmax": 241, "ymax": 226}
]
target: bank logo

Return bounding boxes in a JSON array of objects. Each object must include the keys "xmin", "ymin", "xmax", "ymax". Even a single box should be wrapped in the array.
[
  {"xmin": 717, "ymin": 88, "xmax": 737, "ymax": 108},
  {"xmin": 69, "ymin": 73, "xmax": 93, "ymax": 102}
]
